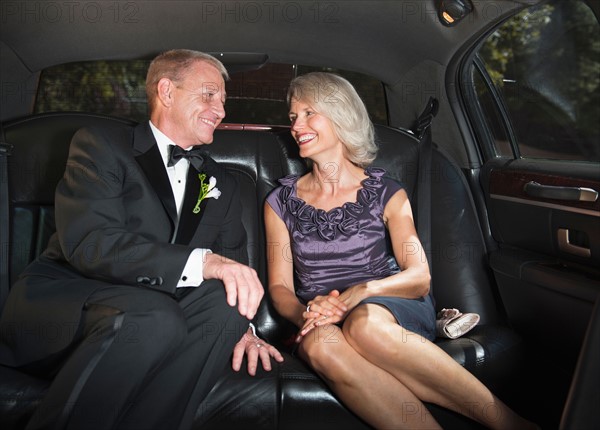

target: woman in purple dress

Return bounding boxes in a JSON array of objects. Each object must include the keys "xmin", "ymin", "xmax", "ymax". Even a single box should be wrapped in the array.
[{"xmin": 264, "ymin": 72, "xmax": 537, "ymax": 429}]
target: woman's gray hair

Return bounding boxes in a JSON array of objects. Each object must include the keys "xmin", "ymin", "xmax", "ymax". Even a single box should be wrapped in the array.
[
  {"xmin": 146, "ymin": 49, "xmax": 229, "ymax": 113},
  {"xmin": 287, "ymin": 72, "xmax": 377, "ymax": 167}
]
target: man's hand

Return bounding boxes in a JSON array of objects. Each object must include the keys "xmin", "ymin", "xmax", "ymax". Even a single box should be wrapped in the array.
[
  {"xmin": 203, "ymin": 253, "xmax": 264, "ymax": 319},
  {"xmin": 232, "ymin": 327, "xmax": 284, "ymax": 376}
]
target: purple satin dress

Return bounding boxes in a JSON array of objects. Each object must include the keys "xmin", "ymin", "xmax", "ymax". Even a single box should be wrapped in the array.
[{"xmin": 266, "ymin": 167, "xmax": 435, "ymax": 340}]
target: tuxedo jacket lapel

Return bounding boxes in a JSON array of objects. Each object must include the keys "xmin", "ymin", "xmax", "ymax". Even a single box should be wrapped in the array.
[{"xmin": 132, "ymin": 123, "xmax": 177, "ymax": 232}]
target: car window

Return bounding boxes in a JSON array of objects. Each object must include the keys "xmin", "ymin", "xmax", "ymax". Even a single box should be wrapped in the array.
[
  {"xmin": 34, "ymin": 61, "xmax": 387, "ymax": 126},
  {"xmin": 469, "ymin": 0, "xmax": 600, "ymax": 162},
  {"xmin": 34, "ymin": 60, "xmax": 150, "ymax": 121}
]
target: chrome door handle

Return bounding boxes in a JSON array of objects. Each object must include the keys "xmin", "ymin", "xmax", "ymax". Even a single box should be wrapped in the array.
[
  {"xmin": 558, "ymin": 228, "xmax": 591, "ymax": 258},
  {"xmin": 524, "ymin": 181, "xmax": 598, "ymax": 202}
]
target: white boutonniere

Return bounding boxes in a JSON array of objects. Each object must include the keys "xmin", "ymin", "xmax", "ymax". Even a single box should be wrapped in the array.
[{"xmin": 193, "ymin": 173, "xmax": 221, "ymax": 214}]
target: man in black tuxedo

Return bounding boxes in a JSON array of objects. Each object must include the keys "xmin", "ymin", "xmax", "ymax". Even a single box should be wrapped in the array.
[{"xmin": 0, "ymin": 49, "xmax": 283, "ymax": 429}]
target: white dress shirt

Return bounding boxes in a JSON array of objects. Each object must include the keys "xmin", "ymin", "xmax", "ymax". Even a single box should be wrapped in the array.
[{"xmin": 149, "ymin": 121, "xmax": 211, "ymax": 288}]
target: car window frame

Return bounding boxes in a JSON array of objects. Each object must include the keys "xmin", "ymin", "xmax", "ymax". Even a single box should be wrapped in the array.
[
  {"xmin": 32, "ymin": 61, "xmax": 389, "ymax": 127},
  {"xmin": 462, "ymin": 0, "xmax": 600, "ymax": 165},
  {"xmin": 467, "ymin": 55, "xmax": 512, "ymax": 161}
]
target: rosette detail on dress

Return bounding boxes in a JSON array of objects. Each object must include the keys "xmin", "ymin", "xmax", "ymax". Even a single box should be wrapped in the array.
[{"xmin": 277, "ymin": 167, "xmax": 384, "ymax": 241}]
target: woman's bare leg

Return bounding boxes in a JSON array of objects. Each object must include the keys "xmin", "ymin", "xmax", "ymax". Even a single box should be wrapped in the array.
[
  {"xmin": 299, "ymin": 323, "xmax": 441, "ymax": 429},
  {"xmin": 343, "ymin": 304, "xmax": 537, "ymax": 430}
]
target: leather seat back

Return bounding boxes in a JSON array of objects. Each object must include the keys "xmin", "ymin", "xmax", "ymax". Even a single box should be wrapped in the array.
[
  {"xmin": 5, "ymin": 113, "xmax": 136, "ymax": 285},
  {"xmin": 4, "ymin": 113, "xmax": 502, "ymax": 335}
]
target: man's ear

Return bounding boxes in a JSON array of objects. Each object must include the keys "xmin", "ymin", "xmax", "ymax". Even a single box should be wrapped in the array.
[{"xmin": 156, "ymin": 78, "xmax": 174, "ymax": 108}]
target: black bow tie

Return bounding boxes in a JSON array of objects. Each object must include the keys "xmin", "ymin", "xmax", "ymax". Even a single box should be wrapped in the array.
[{"xmin": 167, "ymin": 145, "xmax": 205, "ymax": 171}]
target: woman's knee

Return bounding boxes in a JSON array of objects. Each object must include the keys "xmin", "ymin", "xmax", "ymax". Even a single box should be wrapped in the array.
[
  {"xmin": 343, "ymin": 305, "xmax": 397, "ymax": 355},
  {"xmin": 299, "ymin": 324, "xmax": 377, "ymax": 388},
  {"xmin": 298, "ymin": 324, "xmax": 347, "ymax": 372}
]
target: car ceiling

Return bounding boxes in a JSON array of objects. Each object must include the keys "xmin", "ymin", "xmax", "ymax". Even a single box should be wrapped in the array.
[{"xmin": 0, "ymin": 0, "xmax": 542, "ymax": 165}]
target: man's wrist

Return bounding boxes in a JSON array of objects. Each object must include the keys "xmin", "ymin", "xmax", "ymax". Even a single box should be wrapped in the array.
[
  {"xmin": 248, "ymin": 322, "xmax": 258, "ymax": 338},
  {"xmin": 176, "ymin": 248, "xmax": 212, "ymax": 287}
]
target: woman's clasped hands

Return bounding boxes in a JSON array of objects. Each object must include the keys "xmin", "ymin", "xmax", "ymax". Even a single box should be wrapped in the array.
[{"xmin": 296, "ymin": 290, "xmax": 348, "ymax": 343}]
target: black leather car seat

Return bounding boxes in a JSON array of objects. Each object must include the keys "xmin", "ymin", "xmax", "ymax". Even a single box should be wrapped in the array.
[{"xmin": 0, "ymin": 112, "xmax": 524, "ymax": 429}]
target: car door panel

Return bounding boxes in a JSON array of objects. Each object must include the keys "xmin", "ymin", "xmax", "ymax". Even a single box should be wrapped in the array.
[
  {"xmin": 463, "ymin": 2, "xmax": 600, "ymax": 425},
  {"xmin": 481, "ymin": 159, "xmax": 600, "ymax": 368},
  {"xmin": 486, "ymin": 163, "xmax": 600, "ymax": 265}
]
